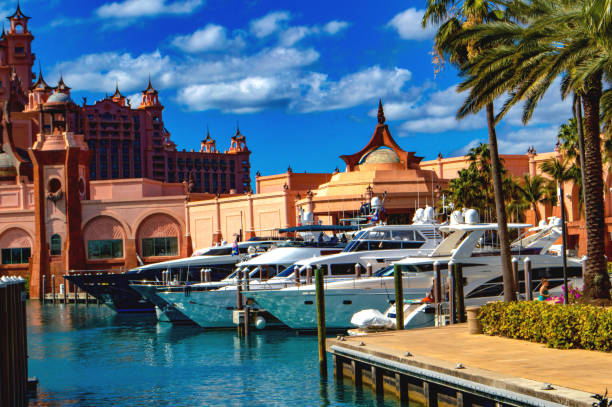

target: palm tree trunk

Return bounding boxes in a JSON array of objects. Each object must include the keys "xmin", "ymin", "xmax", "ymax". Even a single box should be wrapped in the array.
[
  {"xmin": 532, "ymin": 202, "xmax": 539, "ymax": 223},
  {"xmin": 573, "ymin": 93, "xmax": 587, "ymax": 217},
  {"xmin": 486, "ymin": 102, "xmax": 516, "ymax": 302},
  {"xmin": 581, "ymin": 71, "xmax": 611, "ymax": 300}
]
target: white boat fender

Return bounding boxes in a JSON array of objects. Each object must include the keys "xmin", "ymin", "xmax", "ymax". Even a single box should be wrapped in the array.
[{"xmin": 255, "ymin": 316, "xmax": 267, "ymax": 330}]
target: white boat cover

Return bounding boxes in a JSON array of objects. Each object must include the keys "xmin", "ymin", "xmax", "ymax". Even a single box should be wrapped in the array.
[{"xmin": 350, "ymin": 309, "xmax": 395, "ymax": 329}]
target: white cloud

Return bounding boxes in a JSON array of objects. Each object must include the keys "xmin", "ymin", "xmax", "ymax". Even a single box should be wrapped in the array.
[
  {"xmin": 388, "ymin": 8, "xmax": 437, "ymax": 41},
  {"xmin": 294, "ymin": 66, "xmax": 412, "ymax": 113},
  {"xmin": 172, "ymin": 24, "xmax": 245, "ymax": 53},
  {"xmin": 96, "ymin": 0, "xmax": 203, "ymax": 18},
  {"xmin": 453, "ymin": 126, "xmax": 559, "ymax": 156},
  {"xmin": 178, "ymin": 76, "xmax": 295, "ymax": 113},
  {"xmin": 250, "ymin": 11, "xmax": 291, "ymax": 38},
  {"xmin": 323, "ymin": 20, "xmax": 348, "ymax": 35},
  {"xmin": 278, "ymin": 19, "xmax": 349, "ymax": 46},
  {"xmin": 53, "ymin": 50, "xmax": 170, "ymax": 93}
]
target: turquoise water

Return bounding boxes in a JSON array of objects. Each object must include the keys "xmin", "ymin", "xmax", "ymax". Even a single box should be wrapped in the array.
[{"xmin": 26, "ymin": 301, "xmax": 398, "ymax": 406}]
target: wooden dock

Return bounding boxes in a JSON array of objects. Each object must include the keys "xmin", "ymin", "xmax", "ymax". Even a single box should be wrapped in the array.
[{"xmin": 327, "ymin": 324, "xmax": 608, "ymax": 406}]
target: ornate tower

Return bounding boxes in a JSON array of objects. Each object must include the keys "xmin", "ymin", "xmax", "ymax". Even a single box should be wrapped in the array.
[
  {"xmin": 5, "ymin": 3, "xmax": 34, "ymax": 94},
  {"xmin": 28, "ymin": 83, "xmax": 90, "ymax": 299}
]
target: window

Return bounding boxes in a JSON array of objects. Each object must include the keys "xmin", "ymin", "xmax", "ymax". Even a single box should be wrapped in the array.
[
  {"xmin": 88, "ymin": 239, "xmax": 123, "ymax": 259},
  {"xmin": 330, "ymin": 263, "xmax": 361, "ymax": 275},
  {"xmin": 142, "ymin": 237, "xmax": 178, "ymax": 257},
  {"xmin": 1, "ymin": 247, "xmax": 31, "ymax": 264},
  {"xmin": 14, "ymin": 46, "xmax": 24, "ymax": 54},
  {"xmin": 50, "ymin": 234, "xmax": 61, "ymax": 255}
]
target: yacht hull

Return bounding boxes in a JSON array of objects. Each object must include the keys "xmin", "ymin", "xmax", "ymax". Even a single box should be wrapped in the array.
[
  {"xmin": 247, "ymin": 288, "xmax": 424, "ymax": 330},
  {"xmin": 158, "ymin": 290, "xmax": 247, "ymax": 328}
]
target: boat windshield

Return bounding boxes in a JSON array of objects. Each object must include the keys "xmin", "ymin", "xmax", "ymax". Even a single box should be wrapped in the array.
[
  {"xmin": 377, "ymin": 263, "xmax": 442, "ymax": 276},
  {"xmin": 343, "ymin": 228, "xmax": 427, "ymax": 252},
  {"xmin": 275, "ymin": 264, "xmax": 299, "ymax": 278}
]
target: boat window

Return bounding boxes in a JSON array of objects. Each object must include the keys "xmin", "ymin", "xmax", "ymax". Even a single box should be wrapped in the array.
[
  {"xmin": 276, "ymin": 264, "xmax": 297, "ymax": 277},
  {"xmin": 374, "ymin": 265, "xmax": 394, "ymax": 276},
  {"xmin": 352, "ymin": 241, "xmax": 371, "ymax": 252},
  {"xmin": 364, "ymin": 230, "xmax": 392, "ymax": 241},
  {"xmin": 248, "ymin": 267, "xmax": 262, "ymax": 278},
  {"xmin": 413, "ymin": 231, "xmax": 426, "ymax": 242},
  {"xmin": 391, "ymin": 230, "xmax": 414, "ymax": 241},
  {"xmin": 330, "ymin": 263, "xmax": 361, "ymax": 275},
  {"xmin": 374, "ymin": 241, "xmax": 403, "ymax": 250},
  {"xmin": 401, "ymin": 241, "xmax": 423, "ymax": 249}
]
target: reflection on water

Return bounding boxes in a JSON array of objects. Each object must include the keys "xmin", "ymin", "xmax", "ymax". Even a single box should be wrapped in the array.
[{"xmin": 27, "ymin": 301, "xmax": 398, "ymax": 406}]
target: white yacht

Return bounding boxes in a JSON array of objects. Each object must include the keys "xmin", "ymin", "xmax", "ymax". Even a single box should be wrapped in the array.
[
  {"xmin": 155, "ymin": 240, "xmax": 345, "ymax": 327},
  {"xmin": 247, "ymin": 211, "xmax": 580, "ymax": 330}
]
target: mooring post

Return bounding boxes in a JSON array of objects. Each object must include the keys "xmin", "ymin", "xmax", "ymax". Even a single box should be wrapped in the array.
[
  {"xmin": 42, "ymin": 275, "xmax": 46, "ymax": 304},
  {"xmin": 306, "ymin": 266, "xmax": 312, "ymax": 285},
  {"xmin": 524, "ymin": 257, "xmax": 532, "ymax": 301},
  {"xmin": 315, "ymin": 267, "xmax": 327, "ymax": 377},
  {"xmin": 244, "ymin": 303, "xmax": 250, "ymax": 336},
  {"xmin": 394, "ymin": 264, "xmax": 404, "ymax": 330},
  {"xmin": 366, "ymin": 263, "xmax": 372, "ymax": 277},
  {"xmin": 295, "ymin": 265, "xmax": 300, "ymax": 285},
  {"xmin": 433, "ymin": 261, "xmax": 441, "ymax": 303},
  {"xmin": 74, "ymin": 284, "xmax": 79, "ymax": 304},
  {"xmin": 371, "ymin": 366, "xmax": 383, "ymax": 395},
  {"xmin": 355, "ymin": 263, "xmax": 361, "ymax": 279},
  {"xmin": 581, "ymin": 255, "xmax": 587, "ymax": 283},
  {"xmin": 236, "ymin": 268, "xmax": 243, "ymax": 336},
  {"xmin": 448, "ymin": 261, "xmax": 455, "ymax": 324},
  {"xmin": 63, "ymin": 275, "xmax": 68, "ymax": 304},
  {"xmin": 85, "ymin": 291, "xmax": 89, "ymax": 306},
  {"xmin": 352, "ymin": 360, "xmax": 362, "ymax": 388},
  {"xmin": 52, "ymin": 275, "xmax": 56, "ymax": 304},
  {"xmin": 200, "ymin": 268, "xmax": 204, "ymax": 283},
  {"xmin": 333, "ymin": 354, "xmax": 343, "ymax": 382},
  {"xmin": 205, "ymin": 269, "xmax": 211, "ymax": 282},
  {"xmin": 512, "ymin": 257, "xmax": 519, "ymax": 298},
  {"xmin": 455, "ymin": 263, "xmax": 466, "ymax": 323}
]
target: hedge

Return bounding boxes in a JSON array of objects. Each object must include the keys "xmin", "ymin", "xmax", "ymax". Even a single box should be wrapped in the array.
[{"xmin": 478, "ymin": 301, "xmax": 612, "ymax": 352}]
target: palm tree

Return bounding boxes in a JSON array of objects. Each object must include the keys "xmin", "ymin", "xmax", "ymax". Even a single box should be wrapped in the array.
[
  {"xmin": 423, "ymin": 0, "xmax": 517, "ymax": 302},
  {"xmin": 519, "ymin": 175, "xmax": 547, "ymax": 223},
  {"xmin": 450, "ymin": 0, "xmax": 611, "ymax": 301},
  {"xmin": 540, "ymin": 158, "xmax": 575, "ymax": 219}
]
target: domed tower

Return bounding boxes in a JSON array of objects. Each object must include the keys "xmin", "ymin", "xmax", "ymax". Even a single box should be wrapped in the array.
[
  {"xmin": 5, "ymin": 3, "xmax": 34, "ymax": 95},
  {"xmin": 28, "ymin": 76, "xmax": 90, "ymax": 299},
  {"xmin": 111, "ymin": 82, "xmax": 127, "ymax": 107}
]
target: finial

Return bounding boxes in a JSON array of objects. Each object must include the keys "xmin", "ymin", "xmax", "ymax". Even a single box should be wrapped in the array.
[
  {"xmin": 377, "ymin": 99, "xmax": 385, "ymax": 124},
  {"xmin": 115, "ymin": 79, "xmax": 119, "ymax": 93}
]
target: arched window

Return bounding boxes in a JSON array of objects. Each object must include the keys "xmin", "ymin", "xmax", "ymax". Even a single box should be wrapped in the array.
[{"xmin": 50, "ymin": 234, "xmax": 61, "ymax": 255}]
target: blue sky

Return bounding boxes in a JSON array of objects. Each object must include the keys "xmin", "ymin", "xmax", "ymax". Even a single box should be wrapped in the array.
[{"xmin": 14, "ymin": 0, "xmax": 572, "ymax": 177}]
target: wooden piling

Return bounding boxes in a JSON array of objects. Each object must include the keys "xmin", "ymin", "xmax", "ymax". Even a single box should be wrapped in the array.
[
  {"xmin": 512, "ymin": 257, "xmax": 519, "ymax": 297},
  {"xmin": 205, "ymin": 269, "xmax": 211, "ymax": 282},
  {"xmin": 63, "ymin": 275, "xmax": 67, "ymax": 304},
  {"xmin": 0, "ymin": 277, "xmax": 29, "ymax": 407},
  {"xmin": 74, "ymin": 285, "xmax": 79, "ymax": 304},
  {"xmin": 295, "ymin": 265, "xmax": 300, "ymax": 285},
  {"xmin": 433, "ymin": 261, "xmax": 441, "ymax": 304},
  {"xmin": 366, "ymin": 263, "xmax": 372, "ymax": 277},
  {"xmin": 52, "ymin": 275, "xmax": 56, "ymax": 304},
  {"xmin": 306, "ymin": 266, "xmax": 312, "ymax": 285},
  {"xmin": 244, "ymin": 305, "xmax": 250, "ymax": 336},
  {"xmin": 455, "ymin": 264, "xmax": 466, "ymax": 323},
  {"xmin": 581, "ymin": 255, "xmax": 587, "ymax": 283},
  {"xmin": 236, "ymin": 269, "xmax": 243, "ymax": 336},
  {"xmin": 333, "ymin": 354, "xmax": 343, "ymax": 382},
  {"xmin": 448, "ymin": 261, "xmax": 455, "ymax": 324},
  {"xmin": 355, "ymin": 263, "xmax": 361, "ymax": 278},
  {"xmin": 200, "ymin": 269, "xmax": 204, "ymax": 283},
  {"xmin": 393, "ymin": 264, "xmax": 404, "ymax": 330},
  {"xmin": 524, "ymin": 257, "xmax": 532, "ymax": 301},
  {"xmin": 41, "ymin": 275, "xmax": 46, "ymax": 304},
  {"xmin": 315, "ymin": 267, "xmax": 327, "ymax": 377}
]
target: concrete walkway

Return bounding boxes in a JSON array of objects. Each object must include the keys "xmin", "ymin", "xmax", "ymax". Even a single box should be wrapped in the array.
[{"xmin": 329, "ymin": 324, "xmax": 611, "ymax": 405}]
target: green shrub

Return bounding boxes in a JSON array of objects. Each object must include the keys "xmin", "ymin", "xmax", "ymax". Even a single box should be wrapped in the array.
[{"xmin": 478, "ymin": 301, "xmax": 612, "ymax": 352}]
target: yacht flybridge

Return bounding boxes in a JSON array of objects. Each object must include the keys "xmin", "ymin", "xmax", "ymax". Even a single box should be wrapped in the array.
[{"xmin": 247, "ymin": 210, "xmax": 581, "ymax": 330}]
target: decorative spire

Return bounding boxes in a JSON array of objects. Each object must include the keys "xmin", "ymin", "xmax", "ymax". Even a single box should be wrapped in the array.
[
  {"xmin": 1, "ymin": 24, "xmax": 5, "ymax": 40},
  {"xmin": 377, "ymin": 99, "xmax": 385, "ymax": 124},
  {"xmin": 112, "ymin": 80, "xmax": 123, "ymax": 98},
  {"xmin": 56, "ymin": 74, "xmax": 71, "ymax": 93},
  {"xmin": 8, "ymin": 1, "xmax": 30, "ymax": 20},
  {"xmin": 32, "ymin": 63, "xmax": 51, "ymax": 91},
  {"xmin": 143, "ymin": 73, "xmax": 156, "ymax": 93}
]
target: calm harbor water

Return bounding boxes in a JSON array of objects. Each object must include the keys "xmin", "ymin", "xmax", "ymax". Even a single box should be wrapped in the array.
[{"xmin": 26, "ymin": 301, "xmax": 401, "ymax": 406}]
